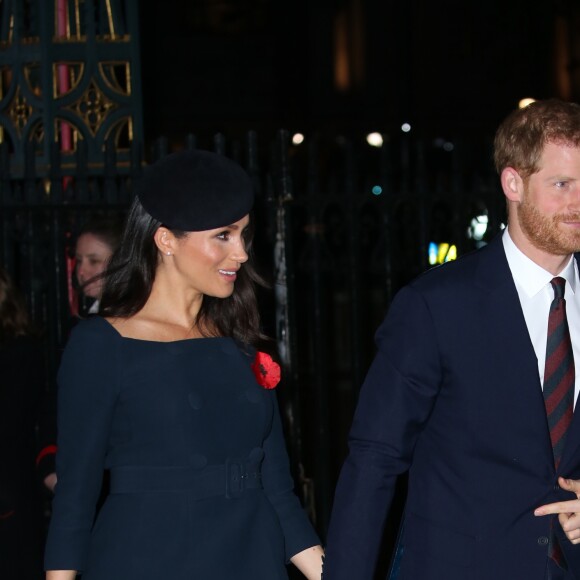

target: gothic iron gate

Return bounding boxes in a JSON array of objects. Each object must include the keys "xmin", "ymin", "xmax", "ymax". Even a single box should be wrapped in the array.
[{"xmin": 0, "ymin": 0, "xmax": 143, "ymax": 397}]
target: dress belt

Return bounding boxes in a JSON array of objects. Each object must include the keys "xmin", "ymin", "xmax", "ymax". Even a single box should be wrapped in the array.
[{"xmin": 109, "ymin": 459, "xmax": 262, "ymax": 499}]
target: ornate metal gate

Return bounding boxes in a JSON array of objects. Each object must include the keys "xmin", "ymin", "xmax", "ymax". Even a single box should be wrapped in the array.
[{"xmin": 0, "ymin": 0, "xmax": 143, "ymax": 379}]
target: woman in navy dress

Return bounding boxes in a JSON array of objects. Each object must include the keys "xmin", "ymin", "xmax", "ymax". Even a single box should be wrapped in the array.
[{"xmin": 44, "ymin": 150, "xmax": 324, "ymax": 579}]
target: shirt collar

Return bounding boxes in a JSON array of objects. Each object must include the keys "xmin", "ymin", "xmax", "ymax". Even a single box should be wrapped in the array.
[{"xmin": 502, "ymin": 227, "xmax": 577, "ymax": 298}]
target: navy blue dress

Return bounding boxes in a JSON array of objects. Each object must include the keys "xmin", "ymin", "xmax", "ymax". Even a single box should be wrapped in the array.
[{"xmin": 44, "ymin": 317, "xmax": 319, "ymax": 579}]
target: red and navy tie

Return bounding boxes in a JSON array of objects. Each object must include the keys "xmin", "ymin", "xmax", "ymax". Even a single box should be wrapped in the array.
[
  {"xmin": 543, "ymin": 276, "xmax": 575, "ymax": 571},
  {"xmin": 544, "ymin": 277, "xmax": 574, "ymax": 467}
]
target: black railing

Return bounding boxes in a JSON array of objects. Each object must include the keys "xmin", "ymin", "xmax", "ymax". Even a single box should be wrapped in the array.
[{"xmin": 0, "ymin": 128, "xmax": 505, "ymax": 543}]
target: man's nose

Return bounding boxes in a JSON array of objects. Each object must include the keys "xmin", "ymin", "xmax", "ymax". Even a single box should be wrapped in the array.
[{"xmin": 570, "ymin": 186, "xmax": 580, "ymax": 210}]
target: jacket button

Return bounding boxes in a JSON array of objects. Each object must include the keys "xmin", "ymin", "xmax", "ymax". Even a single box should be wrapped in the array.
[{"xmin": 538, "ymin": 536, "xmax": 549, "ymax": 546}]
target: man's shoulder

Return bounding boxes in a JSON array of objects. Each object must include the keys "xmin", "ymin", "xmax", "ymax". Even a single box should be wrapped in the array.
[{"xmin": 410, "ymin": 240, "xmax": 495, "ymax": 290}]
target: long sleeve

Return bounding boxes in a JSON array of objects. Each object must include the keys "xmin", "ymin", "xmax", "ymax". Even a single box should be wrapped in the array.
[
  {"xmin": 44, "ymin": 320, "xmax": 120, "ymax": 571},
  {"xmin": 323, "ymin": 285, "xmax": 443, "ymax": 579},
  {"xmin": 262, "ymin": 389, "xmax": 321, "ymax": 561}
]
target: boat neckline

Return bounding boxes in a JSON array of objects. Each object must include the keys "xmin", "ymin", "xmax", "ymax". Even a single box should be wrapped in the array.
[{"xmin": 93, "ymin": 315, "xmax": 231, "ymax": 344}]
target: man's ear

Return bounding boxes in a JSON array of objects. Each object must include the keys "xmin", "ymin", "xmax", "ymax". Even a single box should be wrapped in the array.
[
  {"xmin": 153, "ymin": 226, "xmax": 176, "ymax": 256},
  {"xmin": 501, "ymin": 167, "xmax": 524, "ymax": 203}
]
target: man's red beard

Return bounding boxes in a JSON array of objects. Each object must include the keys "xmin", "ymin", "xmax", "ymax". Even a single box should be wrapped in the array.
[{"xmin": 518, "ymin": 196, "xmax": 580, "ymax": 255}]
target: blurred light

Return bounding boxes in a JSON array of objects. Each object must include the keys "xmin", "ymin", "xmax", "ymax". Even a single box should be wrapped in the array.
[
  {"xmin": 428, "ymin": 242, "xmax": 438, "ymax": 265},
  {"xmin": 434, "ymin": 138, "xmax": 445, "ymax": 148},
  {"xmin": 519, "ymin": 98, "xmax": 536, "ymax": 109},
  {"xmin": 467, "ymin": 214, "xmax": 489, "ymax": 241},
  {"xmin": 443, "ymin": 142, "xmax": 454, "ymax": 152},
  {"xmin": 371, "ymin": 185, "xmax": 383, "ymax": 196},
  {"xmin": 446, "ymin": 245, "xmax": 457, "ymax": 262},
  {"xmin": 437, "ymin": 243, "xmax": 450, "ymax": 264},
  {"xmin": 429, "ymin": 242, "xmax": 458, "ymax": 265},
  {"xmin": 366, "ymin": 132, "xmax": 384, "ymax": 147},
  {"xmin": 401, "ymin": 123, "xmax": 411, "ymax": 133},
  {"xmin": 292, "ymin": 133, "xmax": 305, "ymax": 145}
]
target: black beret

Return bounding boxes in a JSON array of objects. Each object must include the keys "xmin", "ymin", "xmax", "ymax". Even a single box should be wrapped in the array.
[{"xmin": 135, "ymin": 149, "xmax": 254, "ymax": 231}]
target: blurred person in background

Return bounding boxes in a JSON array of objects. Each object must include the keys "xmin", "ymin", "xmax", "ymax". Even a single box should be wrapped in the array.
[
  {"xmin": 37, "ymin": 218, "xmax": 121, "ymax": 494},
  {"xmin": 0, "ymin": 267, "xmax": 46, "ymax": 579},
  {"xmin": 74, "ymin": 219, "xmax": 122, "ymax": 317}
]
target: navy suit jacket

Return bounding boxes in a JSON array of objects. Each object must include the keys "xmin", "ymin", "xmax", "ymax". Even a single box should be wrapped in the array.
[{"xmin": 323, "ymin": 233, "xmax": 580, "ymax": 580}]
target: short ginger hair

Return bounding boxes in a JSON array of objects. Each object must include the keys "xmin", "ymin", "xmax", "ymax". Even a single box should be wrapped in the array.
[{"xmin": 493, "ymin": 98, "xmax": 580, "ymax": 180}]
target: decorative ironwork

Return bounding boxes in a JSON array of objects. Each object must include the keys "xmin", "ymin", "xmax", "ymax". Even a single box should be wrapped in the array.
[
  {"xmin": 6, "ymin": 87, "xmax": 32, "ymax": 136},
  {"xmin": 98, "ymin": 62, "xmax": 131, "ymax": 96},
  {"xmin": 51, "ymin": 62, "xmax": 84, "ymax": 98},
  {"xmin": 65, "ymin": 79, "xmax": 117, "ymax": 136},
  {"xmin": 0, "ymin": 0, "xmax": 142, "ymax": 178}
]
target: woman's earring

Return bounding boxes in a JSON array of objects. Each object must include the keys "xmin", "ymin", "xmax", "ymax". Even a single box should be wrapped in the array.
[{"xmin": 166, "ymin": 252, "xmax": 172, "ymax": 256}]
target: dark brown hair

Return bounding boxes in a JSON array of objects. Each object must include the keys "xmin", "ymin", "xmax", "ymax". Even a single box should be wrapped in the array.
[
  {"xmin": 494, "ymin": 98, "xmax": 580, "ymax": 180},
  {"xmin": 99, "ymin": 196, "xmax": 269, "ymax": 347},
  {"xmin": 77, "ymin": 218, "xmax": 122, "ymax": 253}
]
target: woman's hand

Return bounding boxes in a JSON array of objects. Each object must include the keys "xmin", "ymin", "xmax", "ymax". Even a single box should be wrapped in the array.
[
  {"xmin": 46, "ymin": 570, "xmax": 77, "ymax": 580},
  {"xmin": 290, "ymin": 544, "xmax": 325, "ymax": 579}
]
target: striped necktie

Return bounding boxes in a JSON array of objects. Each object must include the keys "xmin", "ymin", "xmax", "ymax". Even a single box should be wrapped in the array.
[
  {"xmin": 543, "ymin": 276, "xmax": 574, "ymax": 573},
  {"xmin": 543, "ymin": 276, "xmax": 574, "ymax": 468}
]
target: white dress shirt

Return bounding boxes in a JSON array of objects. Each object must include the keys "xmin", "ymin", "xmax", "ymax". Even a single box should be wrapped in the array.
[{"xmin": 503, "ymin": 228, "xmax": 580, "ymax": 407}]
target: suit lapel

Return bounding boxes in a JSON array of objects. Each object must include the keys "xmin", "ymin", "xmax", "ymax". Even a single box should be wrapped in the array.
[
  {"xmin": 482, "ymin": 243, "xmax": 580, "ymax": 473},
  {"xmin": 474, "ymin": 234, "xmax": 554, "ymax": 465}
]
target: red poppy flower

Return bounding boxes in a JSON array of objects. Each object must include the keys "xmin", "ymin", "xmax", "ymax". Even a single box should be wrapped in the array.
[{"xmin": 251, "ymin": 351, "xmax": 281, "ymax": 389}]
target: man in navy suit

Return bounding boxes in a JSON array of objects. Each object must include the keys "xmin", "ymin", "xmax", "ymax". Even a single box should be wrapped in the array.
[{"xmin": 323, "ymin": 99, "xmax": 580, "ymax": 579}]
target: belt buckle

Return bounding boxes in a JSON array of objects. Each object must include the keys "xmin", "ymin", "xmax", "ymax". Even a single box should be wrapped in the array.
[{"xmin": 225, "ymin": 458, "xmax": 245, "ymax": 499}]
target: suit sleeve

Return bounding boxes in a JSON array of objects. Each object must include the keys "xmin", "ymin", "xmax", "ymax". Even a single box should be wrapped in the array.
[
  {"xmin": 323, "ymin": 285, "xmax": 443, "ymax": 579},
  {"xmin": 44, "ymin": 321, "xmax": 120, "ymax": 571},
  {"xmin": 262, "ymin": 389, "xmax": 321, "ymax": 562}
]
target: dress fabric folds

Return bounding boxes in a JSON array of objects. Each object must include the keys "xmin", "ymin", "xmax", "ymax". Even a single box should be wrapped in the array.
[{"xmin": 45, "ymin": 316, "xmax": 318, "ymax": 579}]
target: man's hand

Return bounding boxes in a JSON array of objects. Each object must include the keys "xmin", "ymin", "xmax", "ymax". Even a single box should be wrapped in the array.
[{"xmin": 535, "ymin": 477, "xmax": 580, "ymax": 543}]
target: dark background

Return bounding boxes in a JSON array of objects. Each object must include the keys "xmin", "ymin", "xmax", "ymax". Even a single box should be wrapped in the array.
[{"xmin": 138, "ymin": 0, "xmax": 579, "ymax": 154}]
